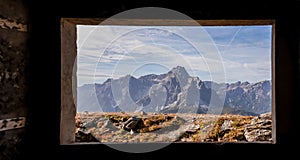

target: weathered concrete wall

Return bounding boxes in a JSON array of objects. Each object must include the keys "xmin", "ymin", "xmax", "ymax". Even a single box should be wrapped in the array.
[{"xmin": 0, "ymin": 0, "xmax": 29, "ymax": 159}]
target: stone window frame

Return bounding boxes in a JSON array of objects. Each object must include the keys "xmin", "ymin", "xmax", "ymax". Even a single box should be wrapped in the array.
[{"xmin": 60, "ymin": 18, "xmax": 276, "ymax": 145}]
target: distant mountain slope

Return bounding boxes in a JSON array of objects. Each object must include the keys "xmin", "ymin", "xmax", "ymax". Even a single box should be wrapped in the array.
[{"xmin": 77, "ymin": 66, "xmax": 271, "ymax": 115}]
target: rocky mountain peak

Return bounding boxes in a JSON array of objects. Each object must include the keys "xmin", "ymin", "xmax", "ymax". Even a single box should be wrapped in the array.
[
  {"xmin": 170, "ymin": 66, "xmax": 190, "ymax": 78},
  {"xmin": 78, "ymin": 66, "xmax": 272, "ymax": 115}
]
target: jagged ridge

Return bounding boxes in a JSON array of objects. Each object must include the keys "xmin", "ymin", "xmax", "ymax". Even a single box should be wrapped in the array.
[{"xmin": 77, "ymin": 66, "xmax": 271, "ymax": 115}]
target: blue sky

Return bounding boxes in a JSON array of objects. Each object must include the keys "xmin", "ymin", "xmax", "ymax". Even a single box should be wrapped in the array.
[{"xmin": 76, "ymin": 25, "xmax": 272, "ymax": 87}]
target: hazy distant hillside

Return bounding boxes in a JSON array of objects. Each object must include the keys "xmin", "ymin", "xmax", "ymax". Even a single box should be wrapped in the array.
[{"xmin": 77, "ymin": 66, "xmax": 271, "ymax": 116}]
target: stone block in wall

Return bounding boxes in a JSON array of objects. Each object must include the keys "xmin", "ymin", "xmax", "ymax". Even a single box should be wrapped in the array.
[
  {"xmin": 0, "ymin": 0, "xmax": 28, "ymax": 24},
  {"xmin": 0, "ymin": 28, "xmax": 29, "ymax": 119}
]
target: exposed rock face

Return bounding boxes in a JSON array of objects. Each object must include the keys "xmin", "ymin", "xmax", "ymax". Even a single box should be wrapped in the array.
[
  {"xmin": 122, "ymin": 117, "xmax": 141, "ymax": 132},
  {"xmin": 78, "ymin": 66, "xmax": 272, "ymax": 116},
  {"xmin": 244, "ymin": 112, "xmax": 272, "ymax": 142}
]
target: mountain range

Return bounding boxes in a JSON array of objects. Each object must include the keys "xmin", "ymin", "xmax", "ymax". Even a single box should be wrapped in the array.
[{"xmin": 77, "ymin": 66, "xmax": 271, "ymax": 116}]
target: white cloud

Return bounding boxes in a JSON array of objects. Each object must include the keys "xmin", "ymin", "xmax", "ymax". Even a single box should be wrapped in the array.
[
  {"xmin": 76, "ymin": 25, "xmax": 272, "ymax": 86},
  {"xmin": 220, "ymin": 53, "xmax": 271, "ymax": 83}
]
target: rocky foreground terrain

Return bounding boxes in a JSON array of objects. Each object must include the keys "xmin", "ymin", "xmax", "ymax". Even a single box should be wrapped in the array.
[{"xmin": 75, "ymin": 112, "xmax": 272, "ymax": 143}]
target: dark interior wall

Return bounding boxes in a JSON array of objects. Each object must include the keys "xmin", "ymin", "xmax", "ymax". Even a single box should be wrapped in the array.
[
  {"xmin": 0, "ymin": 0, "xmax": 29, "ymax": 159},
  {"xmin": 0, "ymin": 0, "xmax": 299, "ymax": 160},
  {"xmin": 28, "ymin": 0, "xmax": 300, "ymax": 159}
]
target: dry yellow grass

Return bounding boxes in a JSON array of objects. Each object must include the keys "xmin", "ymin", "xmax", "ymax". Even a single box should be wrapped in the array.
[{"xmin": 75, "ymin": 112, "xmax": 271, "ymax": 143}]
